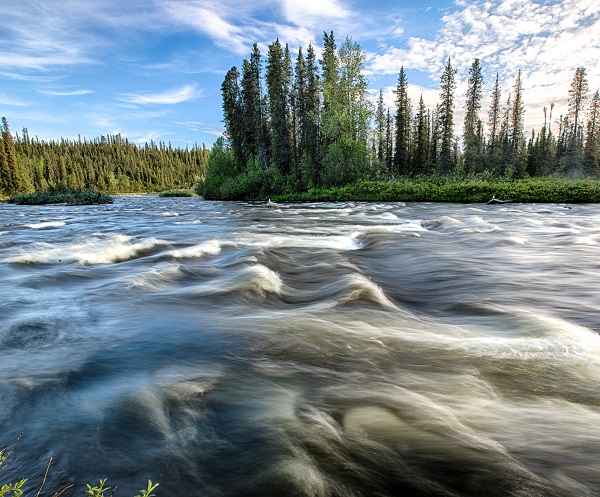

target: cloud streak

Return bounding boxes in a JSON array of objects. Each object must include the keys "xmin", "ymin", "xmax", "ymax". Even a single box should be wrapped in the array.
[
  {"xmin": 119, "ymin": 84, "xmax": 203, "ymax": 105},
  {"xmin": 39, "ymin": 89, "xmax": 94, "ymax": 97},
  {"xmin": 368, "ymin": 0, "xmax": 600, "ymax": 132}
]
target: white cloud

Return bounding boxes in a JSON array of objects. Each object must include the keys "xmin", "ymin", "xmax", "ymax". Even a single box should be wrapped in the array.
[
  {"xmin": 119, "ymin": 84, "xmax": 203, "ymax": 105},
  {"xmin": 279, "ymin": 0, "xmax": 349, "ymax": 26},
  {"xmin": 368, "ymin": 0, "xmax": 600, "ymax": 133},
  {"xmin": 39, "ymin": 89, "xmax": 94, "ymax": 97},
  {"xmin": 0, "ymin": 93, "xmax": 31, "ymax": 106},
  {"xmin": 175, "ymin": 121, "xmax": 224, "ymax": 137}
]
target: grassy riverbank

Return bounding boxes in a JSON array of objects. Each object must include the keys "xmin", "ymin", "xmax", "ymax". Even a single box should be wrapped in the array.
[
  {"xmin": 270, "ymin": 177, "xmax": 600, "ymax": 203},
  {"xmin": 7, "ymin": 187, "xmax": 113, "ymax": 205}
]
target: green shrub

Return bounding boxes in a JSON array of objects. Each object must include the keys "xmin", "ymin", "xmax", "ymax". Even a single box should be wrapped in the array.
[
  {"xmin": 8, "ymin": 187, "xmax": 113, "ymax": 205},
  {"xmin": 158, "ymin": 189, "xmax": 195, "ymax": 197}
]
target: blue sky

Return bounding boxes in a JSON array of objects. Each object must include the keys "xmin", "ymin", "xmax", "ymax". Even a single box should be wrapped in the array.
[{"xmin": 1, "ymin": 0, "xmax": 599, "ymax": 149}]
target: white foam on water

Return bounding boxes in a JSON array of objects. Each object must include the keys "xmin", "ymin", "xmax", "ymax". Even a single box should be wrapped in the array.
[
  {"xmin": 335, "ymin": 273, "xmax": 398, "ymax": 310},
  {"xmin": 237, "ymin": 231, "xmax": 364, "ymax": 251},
  {"xmin": 7, "ymin": 233, "xmax": 170, "ymax": 265},
  {"xmin": 167, "ymin": 239, "xmax": 223, "ymax": 259},
  {"xmin": 160, "ymin": 212, "xmax": 180, "ymax": 217},
  {"xmin": 504, "ymin": 236, "xmax": 526, "ymax": 245},
  {"xmin": 574, "ymin": 235, "xmax": 599, "ymax": 245},
  {"xmin": 523, "ymin": 217, "xmax": 545, "ymax": 226},
  {"xmin": 24, "ymin": 221, "xmax": 66, "ymax": 229},
  {"xmin": 174, "ymin": 264, "xmax": 282, "ymax": 299},
  {"xmin": 125, "ymin": 262, "xmax": 183, "ymax": 290}
]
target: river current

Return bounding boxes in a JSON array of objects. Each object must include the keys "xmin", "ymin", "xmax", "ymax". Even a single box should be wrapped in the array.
[{"xmin": 1, "ymin": 196, "xmax": 600, "ymax": 497}]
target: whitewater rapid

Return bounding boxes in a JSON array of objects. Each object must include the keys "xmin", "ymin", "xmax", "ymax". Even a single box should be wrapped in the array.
[{"xmin": 1, "ymin": 196, "xmax": 600, "ymax": 497}]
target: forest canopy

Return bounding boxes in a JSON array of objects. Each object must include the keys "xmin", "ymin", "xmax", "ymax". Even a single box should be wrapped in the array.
[
  {"xmin": 2, "ymin": 31, "xmax": 599, "ymax": 200},
  {"xmin": 0, "ymin": 118, "xmax": 209, "ymax": 196},
  {"xmin": 198, "ymin": 31, "xmax": 600, "ymax": 200}
]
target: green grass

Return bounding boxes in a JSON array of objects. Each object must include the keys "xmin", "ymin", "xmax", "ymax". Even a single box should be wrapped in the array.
[
  {"xmin": 271, "ymin": 177, "xmax": 600, "ymax": 203},
  {"xmin": 7, "ymin": 187, "xmax": 113, "ymax": 205},
  {"xmin": 158, "ymin": 189, "xmax": 196, "ymax": 197}
]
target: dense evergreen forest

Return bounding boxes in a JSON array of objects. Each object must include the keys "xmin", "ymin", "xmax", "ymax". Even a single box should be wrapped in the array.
[
  {"xmin": 0, "ymin": 116, "xmax": 209, "ymax": 196},
  {"xmin": 2, "ymin": 31, "xmax": 599, "ymax": 201},
  {"xmin": 199, "ymin": 31, "xmax": 600, "ymax": 200}
]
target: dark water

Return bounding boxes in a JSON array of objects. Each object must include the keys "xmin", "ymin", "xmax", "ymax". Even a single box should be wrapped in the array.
[{"xmin": 2, "ymin": 196, "xmax": 600, "ymax": 497}]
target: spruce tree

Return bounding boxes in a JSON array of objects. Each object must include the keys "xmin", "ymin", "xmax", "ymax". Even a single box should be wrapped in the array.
[
  {"xmin": 413, "ymin": 95, "xmax": 429, "ymax": 175},
  {"xmin": 393, "ymin": 67, "xmax": 411, "ymax": 176},
  {"xmin": 437, "ymin": 57, "xmax": 457, "ymax": 175},
  {"xmin": 266, "ymin": 38, "xmax": 292, "ymax": 174},
  {"xmin": 241, "ymin": 44, "xmax": 269, "ymax": 169},
  {"xmin": 565, "ymin": 66, "xmax": 589, "ymax": 173},
  {"xmin": 385, "ymin": 109, "xmax": 393, "ymax": 172},
  {"xmin": 304, "ymin": 43, "xmax": 320, "ymax": 182},
  {"xmin": 509, "ymin": 70, "xmax": 526, "ymax": 177},
  {"xmin": 584, "ymin": 89, "xmax": 600, "ymax": 175},
  {"xmin": 463, "ymin": 59, "xmax": 484, "ymax": 173},
  {"xmin": 221, "ymin": 67, "xmax": 246, "ymax": 172},
  {"xmin": 486, "ymin": 73, "xmax": 502, "ymax": 172},
  {"xmin": 292, "ymin": 47, "xmax": 306, "ymax": 171},
  {"xmin": 1, "ymin": 117, "xmax": 19, "ymax": 193},
  {"xmin": 375, "ymin": 89, "xmax": 386, "ymax": 165}
]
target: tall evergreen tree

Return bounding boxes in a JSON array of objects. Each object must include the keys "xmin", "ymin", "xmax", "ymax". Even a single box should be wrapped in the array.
[
  {"xmin": 565, "ymin": 66, "xmax": 589, "ymax": 173},
  {"xmin": 437, "ymin": 57, "xmax": 457, "ymax": 175},
  {"xmin": 221, "ymin": 66, "xmax": 245, "ymax": 172},
  {"xmin": 393, "ymin": 67, "xmax": 411, "ymax": 175},
  {"xmin": 1, "ymin": 117, "xmax": 19, "ymax": 193},
  {"xmin": 413, "ymin": 95, "xmax": 429, "ymax": 175},
  {"xmin": 584, "ymin": 89, "xmax": 600, "ymax": 175},
  {"xmin": 304, "ymin": 44, "xmax": 320, "ymax": 177},
  {"xmin": 486, "ymin": 73, "xmax": 502, "ymax": 172},
  {"xmin": 509, "ymin": 70, "xmax": 526, "ymax": 177},
  {"xmin": 266, "ymin": 38, "xmax": 292, "ymax": 174},
  {"xmin": 385, "ymin": 109, "xmax": 394, "ymax": 172},
  {"xmin": 0, "ymin": 130, "xmax": 7, "ymax": 192},
  {"xmin": 241, "ymin": 44, "xmax": 269, "ymax": 168},
  {"xmin": 463, "ymin": 58, "xmax": 484, "ymax": 173},
  {"xmin": 292, "ymin": 47, "xmax": 306, "ymax": 170},
  {"xmin": 375, "ymin": 89, "xmax": 386, "ymax": 165}
]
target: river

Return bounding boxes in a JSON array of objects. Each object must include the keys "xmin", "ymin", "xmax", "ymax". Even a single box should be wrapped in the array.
[{"xmin": 1, "ymin": 196, "xmax": 600, "ymax": 497}]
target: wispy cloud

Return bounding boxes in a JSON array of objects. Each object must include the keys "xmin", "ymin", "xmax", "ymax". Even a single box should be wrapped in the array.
[
  {"xmin": 39, "ymin": 89, "xmax": 94, "ymax": 97},
  {"xmin": 0, "ymin": 93, "xmax": 31, "ymax": 106},
  {"xmin": 119, "ymin": 84, "xmax": 203, "ymax": 105},
  {"xmin": 175, "ymin": 121, "xmax": 224, "ymax": 137},
  {"xmin": 162, "ymin": 1, "xmax": 254, "ymax": 55},
  {"xmin": 368, "ymin": 0, "xmax": 600, "ymax": 131}
]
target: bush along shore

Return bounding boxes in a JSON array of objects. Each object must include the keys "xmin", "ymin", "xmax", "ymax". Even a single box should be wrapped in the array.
[
  {"xmin": 266, "ymin": 177, "xmax": 600, "ymax": 204},
  {"xmin": 158, "ymin": 189, "xmax": 196, "ymax": 197},
  {"xmin": 7, "ymin": 187, "xmax": 113, "ymax": 205}
]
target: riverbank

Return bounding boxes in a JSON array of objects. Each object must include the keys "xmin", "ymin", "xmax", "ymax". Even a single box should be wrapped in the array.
[{"xmin": 270, "ymin": 178, "xmax": 600, "ymax": 203}]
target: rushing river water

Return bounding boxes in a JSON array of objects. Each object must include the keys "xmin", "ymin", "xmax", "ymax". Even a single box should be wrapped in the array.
[{"xmin": 2, "ymin": 196, "xmax": 600, "ymax": 497}]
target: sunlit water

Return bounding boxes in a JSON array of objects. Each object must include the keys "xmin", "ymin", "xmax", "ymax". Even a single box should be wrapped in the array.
[{"xmin": 2, "ymin": 196, "xmax": 600, "ymax": 497}]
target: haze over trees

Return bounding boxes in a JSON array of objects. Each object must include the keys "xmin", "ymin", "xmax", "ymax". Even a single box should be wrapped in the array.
[{"xmin": 200, "ymin": 31, "xmax": 600, "ymax": 199}]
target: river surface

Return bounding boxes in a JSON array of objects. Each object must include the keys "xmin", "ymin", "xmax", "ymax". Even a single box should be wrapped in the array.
[{"xmin": 2, "ymin": 196, "xmax": 600, "ymax": 497}]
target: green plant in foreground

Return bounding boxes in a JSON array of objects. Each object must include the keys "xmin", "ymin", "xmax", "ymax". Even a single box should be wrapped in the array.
[
  {"xmin": 1, "ymin": 442, "xmax": 27, "ymax": 497},
  {"xmin": 3, "ymin": 430, "xmax": 158, "ymax": 497},
  {"xmin": 86, "ymin": 479, "xmax": 158, "ymax": 497}
]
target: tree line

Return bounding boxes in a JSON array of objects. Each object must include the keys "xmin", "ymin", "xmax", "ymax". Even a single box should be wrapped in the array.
[
  {"xmin": 200, "ymin": 31, "xmax": 600, "ymax": 199},
  {"xmin": 0, "ymin": 120, "xmax": 210, "ymax": 196}
]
